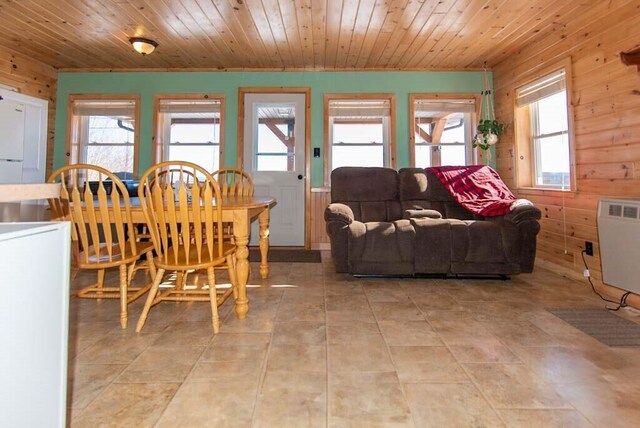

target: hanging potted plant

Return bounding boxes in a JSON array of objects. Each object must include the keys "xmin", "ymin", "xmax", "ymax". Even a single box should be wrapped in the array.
[{"xmin": 473, "ymin": 64, "xmax": 506, "ymax": 161}]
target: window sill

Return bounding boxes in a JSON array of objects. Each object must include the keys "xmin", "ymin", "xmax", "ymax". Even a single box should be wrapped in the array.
[{"xmin": 516, "ymin": 187, "xmax": 576, "ymax": 198}]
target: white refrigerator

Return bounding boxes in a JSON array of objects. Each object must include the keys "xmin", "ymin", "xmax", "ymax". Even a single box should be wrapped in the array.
[{"xmin": 0, "ymin": 97, "xmax": 25, "ymax": 184}]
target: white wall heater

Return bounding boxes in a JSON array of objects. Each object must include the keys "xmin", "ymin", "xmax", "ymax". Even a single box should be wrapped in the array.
[{"xmin": 597, "ymin": 198, "xmax": 640, "ymax": 295}]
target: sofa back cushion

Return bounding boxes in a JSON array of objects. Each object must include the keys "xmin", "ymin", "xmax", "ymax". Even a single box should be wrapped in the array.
[
  {"xmin": 331, "ymin": 167, "xmax": 402, "ymax": 222},
  {"xmin": 398, "ymin": 168, "xmax": 480, "ymax": 220}
]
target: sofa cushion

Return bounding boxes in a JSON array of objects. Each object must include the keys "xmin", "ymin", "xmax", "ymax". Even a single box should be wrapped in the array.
[
  {"xmin": 348, "ymin": 219, "xmax": 415, "ymax": 275},
  {"xmin": 399, "ymin": 168, "xmax": 478, "ymax": 220},
  {"xmin": 411, "ymin": 218, "xmax": 452, "ymax": 274},
  {"xmin": 450, "ymin": 220, "xmax": 507, "ymax": 263},
  {"xmin": 332, "ymin": 167, "xmax": 402, "ymax": 222}
]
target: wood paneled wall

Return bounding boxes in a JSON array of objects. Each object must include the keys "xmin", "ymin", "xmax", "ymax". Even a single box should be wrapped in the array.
[
  {"xmin": 492, "ymin": 0, "xmax": 640, "ymax": 306},
  {"xmin": 310, "ymin": 188, "xmax": 331, "ymax": 250},
  {"xmin": 0, "ymin": 46, "xmax": 57, "ymax": 175}
]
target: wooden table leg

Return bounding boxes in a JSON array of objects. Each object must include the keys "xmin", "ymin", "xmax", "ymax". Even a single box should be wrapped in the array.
[
  {"xmin": 232, "ymin": 211, "xmax": 250, "ymax": 320},
  {"xmin": 258, "ymin": 207, "xmax": 270, "ymax": 279}
]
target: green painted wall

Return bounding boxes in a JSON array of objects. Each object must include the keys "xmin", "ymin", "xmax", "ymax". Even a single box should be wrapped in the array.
[{"xmin": 55, "ymin": 71, "xmax": 487, "ymax": 187}]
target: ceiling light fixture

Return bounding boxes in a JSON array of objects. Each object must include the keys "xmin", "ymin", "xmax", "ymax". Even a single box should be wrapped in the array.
[{"xmin": 129, "ymin": 37, "xmax": 158, "ymax": 55}]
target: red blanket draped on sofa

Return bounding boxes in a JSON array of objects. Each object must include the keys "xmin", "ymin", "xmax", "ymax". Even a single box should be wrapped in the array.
[{"xmin": 426, "ymin": 165, "xmax": 516, "ymax": 216}]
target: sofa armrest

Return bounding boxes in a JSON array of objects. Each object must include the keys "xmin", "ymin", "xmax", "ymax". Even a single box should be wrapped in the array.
[
  {"xmin": 403, "ymin": 209, "xmax": 442, "ymax": 220},
  {"xmin": 325, "ymin": 203, "xmax": 355, "ymax": 225},
  {"xmin": 502, "ymin": 204, "xmax": 541, "ymax": 224}
]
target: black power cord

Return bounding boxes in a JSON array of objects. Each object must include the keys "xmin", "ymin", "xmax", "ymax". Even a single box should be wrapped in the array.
[{"xmin": 581, "ymin": 250, "xmax": 631, "ymax": 311}]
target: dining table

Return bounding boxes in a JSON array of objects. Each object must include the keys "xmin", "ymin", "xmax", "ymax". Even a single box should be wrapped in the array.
[
  {"xmin": 0, "ymin": 184, "xmax": 276, "ymax": 321},
  {"xmin": 127, "ymin": 194, "xmax": 276, "ymax": 320}
]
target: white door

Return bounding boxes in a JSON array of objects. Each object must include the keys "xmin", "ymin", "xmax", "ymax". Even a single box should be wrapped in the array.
[
  {"xmin": 0, "ymin": 89, "xmax": 48, "ymax": 183},
  {"xmin": 0, "ymin": 99, "xmax": 25, "ymax": 161},
  {"xmin": 243, "ymin": 93, "xmax": 306, "ymax": 246}
]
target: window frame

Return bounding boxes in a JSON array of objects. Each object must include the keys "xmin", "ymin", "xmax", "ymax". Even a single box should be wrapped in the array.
[
  {"xmin": 152, "ymin": 94, "xmax": 226, "ymax": 170},
  {"xmin": 66, "ymin": 94, "xmax": 141, "ymax": 177},
  {"xmin": 408, "ymin": 93, "xmax": 480, "ymax": 168},
  {"xmin": 514, "ymin": 58, "xmax": 576, "ymax": 192},
  {"xmin": 323, "ymin": 93, "xmax": 396, "ymax": 186}
]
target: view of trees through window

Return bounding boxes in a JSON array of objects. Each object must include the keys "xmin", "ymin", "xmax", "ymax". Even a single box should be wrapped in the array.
[{"xmin": 84, "ymin": 116, "xmax": 134, "ymax": 179}]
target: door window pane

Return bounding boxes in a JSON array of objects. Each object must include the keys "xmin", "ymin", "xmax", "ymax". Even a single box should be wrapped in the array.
[{"xmin": 254, "ymin": 105, "xmax": 295, "ymax": 172}]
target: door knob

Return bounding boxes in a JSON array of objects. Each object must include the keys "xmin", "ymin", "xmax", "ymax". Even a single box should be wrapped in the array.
[{"xmin": 297, "ymin": 174, "xmax": 304, "ymax": 180}]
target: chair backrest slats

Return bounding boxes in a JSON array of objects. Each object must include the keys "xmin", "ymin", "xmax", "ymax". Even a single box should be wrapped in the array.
[
  {"xmin": 139, "ymin": 161, "xmax": 224, "ymax": 269},
  {"xmin": 213, "ymin": 168, "xmax": 254, "ymax": 198},
  {"xmin": 48, "ymin": 164, "xmax": 138, "ymax": 266}
]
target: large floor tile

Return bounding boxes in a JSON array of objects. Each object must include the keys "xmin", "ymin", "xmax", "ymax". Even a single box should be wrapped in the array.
[
  {"xmin": 389, "ymin": 346, "xmax": 468, "ymax": 383},
  {"xmin": 71, "ymin": 383, "xmax": 179, "ymax": 427},
  {"xmin": 329, "ymin": 337, "xmax": 394, "ymax": 372},
  {"xmin": 329, "ymin": 372, "xmax": 412, "ymax": 426},
  {"xmin": 464, "ymin": 363, "xmax": 573, "ymax": 409},
  {"xmin": 67, "ymin": 363, "xmax": 127, "ymax": 410},
  {"xmin": 254, "ymin": 371, "xmax": 326, "ymax": 427},
  {"xmin": 266, "ymin": 343, "xmax": 327, "ymax": 373},
  {"xmin": 155, "ymin": 378, "xmax": 257, "ymax": 427},
  {"xmin": 116, "ymin": 346, "xmax": 204, "ymax": 383},
  {"xmin": 497, "ymin": 409, "xmax": 594, "ymax": 427},
  {"xmin": 403, "ymin": 383, "xmax": 503, "ymax": 427}
]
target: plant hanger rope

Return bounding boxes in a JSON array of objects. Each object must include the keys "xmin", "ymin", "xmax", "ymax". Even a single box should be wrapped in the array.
[{"xmin": 473, "ymin": 62, "xmax": 506, "ymax": 162}]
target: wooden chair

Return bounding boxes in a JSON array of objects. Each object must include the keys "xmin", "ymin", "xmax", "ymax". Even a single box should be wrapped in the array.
[
  {"xmin": 212, "ymin": 168, "xmax": 254, "ymax": 197},
  {"xmin": 47, "ymin": 164, "xmax": 156, "ymax": 329},
  {"xmin": 212, "ymin": 168, "xmax": 254, "ymax": 241},
  {"xmin": 136, "ymin": 161, "xmax": 238, "ymax": 333}
]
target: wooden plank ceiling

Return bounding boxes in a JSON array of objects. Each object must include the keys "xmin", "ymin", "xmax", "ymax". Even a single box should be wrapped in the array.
[{"xmin": 0, "ymin": 0, "xmax": 605, "ymax": 71}]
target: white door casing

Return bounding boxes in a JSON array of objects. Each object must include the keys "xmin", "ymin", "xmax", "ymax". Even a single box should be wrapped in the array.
[{"xmin": 242, "ymin": 93, "xmax": 306, "ymax": 247}]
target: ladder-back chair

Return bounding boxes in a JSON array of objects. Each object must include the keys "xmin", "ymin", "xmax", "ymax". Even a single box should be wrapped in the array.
[
  {"xmin": 136, "ymin": 161, "xmax": 238, "ymax": 333},
  {"xmin": 47, "ymin": 164, "xmax": 156, "ymax": 329},
  {"xmin": 212, "ymin": 168, "xmax": 254, "ymax": 243},
  {"xmin": 212, "ymin": 168, "xmax": 254, "ymax": 197}
]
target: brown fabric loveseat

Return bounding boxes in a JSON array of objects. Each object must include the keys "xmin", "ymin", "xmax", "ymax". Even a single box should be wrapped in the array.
[{"xmin": 324, "ymin": 167, "xmax": 541, "ymax": 276}]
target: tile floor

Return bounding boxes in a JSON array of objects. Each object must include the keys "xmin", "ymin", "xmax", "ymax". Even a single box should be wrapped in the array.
[{"xmin": 67, "ymin": 253, "xmax": 640, "ymax": 427}]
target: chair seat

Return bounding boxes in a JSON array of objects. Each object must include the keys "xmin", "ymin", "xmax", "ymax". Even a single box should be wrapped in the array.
[
  {"xmin": 77, "ymin": 241, "xmax": 155, "ymax": 269},
  {"xmin": 155, "ymin": 242, "xmax": 235, "ymax": 270}
]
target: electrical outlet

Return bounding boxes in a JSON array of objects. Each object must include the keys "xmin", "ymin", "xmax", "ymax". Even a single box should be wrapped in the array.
[{"xmin": 585, "ymin": 241, "xmax": 594, "ymax": 256}]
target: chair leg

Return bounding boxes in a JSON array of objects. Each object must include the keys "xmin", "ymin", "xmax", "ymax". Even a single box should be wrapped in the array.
[
  {"xmin": 127, "ymin": 262, "xmax": 136, "ymax": 285},
  {"xmin": 146, "ymin": 251, "xmax": 157, "ymax": 280},
  {"xmin": 227, "ymin": 254, "xmax": 239, "ymax": 301},
  {"xmin": 96, "ymin": 269, "xmax": 105, "ymax": 299},
  {"xmin": 136, "ymin": 268, "xmax": 165, "ymax": 333},
  {"xmin": 119, "ymin": 264, "xmax": 128, "ymax": 329},
  {"xmin": 207, "ymin": 267, "xmax": 220, "ymax": 334}
]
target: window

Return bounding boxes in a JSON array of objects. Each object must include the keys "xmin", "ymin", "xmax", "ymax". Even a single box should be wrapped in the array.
[
  {"xmin": 154, "ymin": 95, "xmax": 224, "ymax": 172},
  {"xmin": 515, "ymin": 67, "xmax": 573, "ymax": 189},
  {"xmin": 67, "ymin": 96, "xmax": 139, "ymax": 177},
  {"xmin": 324, "ymin": 95, "xmax": 395, "ymax": 181},
  {"xmin": 410, "ymin": 96, "xmax": 477, "ymax": 168}
]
